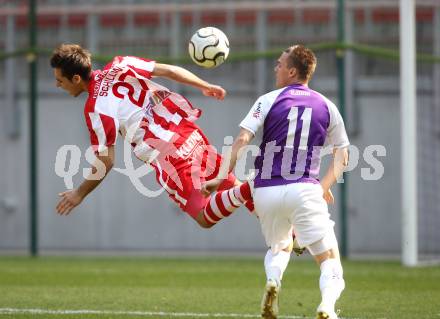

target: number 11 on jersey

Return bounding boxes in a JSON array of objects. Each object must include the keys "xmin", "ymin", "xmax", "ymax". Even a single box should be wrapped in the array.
[{"xmin": 286, "ymin": 106, "xmax": 312, "ymax": 150}]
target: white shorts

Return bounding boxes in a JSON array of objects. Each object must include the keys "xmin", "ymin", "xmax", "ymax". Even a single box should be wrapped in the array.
[{"xmin": 254, "ymin": 183, "xmax": 335, "ymax": 254}]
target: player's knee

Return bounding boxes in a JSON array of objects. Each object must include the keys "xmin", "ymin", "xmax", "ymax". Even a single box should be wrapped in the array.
[
  {"xmin": 314, "ymin": 250, "xmax": 333, "ymax": 265},
  {"xmin": 198, "ymin": 220, "xmax": 214, "ymax": 229},
  {"xmin": 307, "ymin": 230, "xmax": 339, "ymax": 259},
  {"xmin": 195, "ymin": 212, "xmax": 215, "ymax": 229}
]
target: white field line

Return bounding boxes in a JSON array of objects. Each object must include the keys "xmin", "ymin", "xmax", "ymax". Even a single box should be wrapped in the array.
[
  {"xmin": 0, "ymin": 308, "xmax": 303, "ymax": 318},
  {"xmin": 0, "ymin": 308, "xmax": 358, "ymax": 319}
]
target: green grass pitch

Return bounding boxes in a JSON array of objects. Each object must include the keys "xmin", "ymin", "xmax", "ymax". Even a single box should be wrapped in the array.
[{"xmin": 0, "ymin": 256, "xmax": 439, "ymax": 318}]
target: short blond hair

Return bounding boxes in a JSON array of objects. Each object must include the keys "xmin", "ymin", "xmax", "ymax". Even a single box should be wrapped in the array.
[{"xmin": 284, "ymin": 45, "xmax": 317, "ymax": 82}]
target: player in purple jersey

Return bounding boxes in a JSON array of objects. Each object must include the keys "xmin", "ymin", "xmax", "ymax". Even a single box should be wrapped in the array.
[{"xmin": 202, "ymin": 45, "xmax": 349, "ymax": 319}]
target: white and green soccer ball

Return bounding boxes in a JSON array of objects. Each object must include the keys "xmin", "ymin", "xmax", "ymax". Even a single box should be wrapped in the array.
[{"xmin": 188, "ymin": 27, "xmax": 230, "ymax": 68}]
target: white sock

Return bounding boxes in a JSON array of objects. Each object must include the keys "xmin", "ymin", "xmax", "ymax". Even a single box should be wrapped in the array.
[
  {"xmin": 319, "ymin": 258, "xmax": 345, "ymax": 308},
  {"xmin": 264, "ymin": 249, "xmax": 291, "ymax": 286}
]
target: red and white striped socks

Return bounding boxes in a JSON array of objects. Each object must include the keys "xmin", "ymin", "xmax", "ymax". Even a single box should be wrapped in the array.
[{"xmin": 203, "ymin": 182, "xmax": 252, "ymax": 226}]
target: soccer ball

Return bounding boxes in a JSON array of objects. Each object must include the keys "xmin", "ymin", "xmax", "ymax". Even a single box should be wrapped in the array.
[{"xmin": 188, "ymin": 27, "xmax": 230, "ymax": 68}]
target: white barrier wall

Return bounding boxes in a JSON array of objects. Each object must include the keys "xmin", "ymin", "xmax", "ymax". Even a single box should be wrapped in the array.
[{"xmin": 0, "ymin": 81, "xmax": 416, "ymax": 255}]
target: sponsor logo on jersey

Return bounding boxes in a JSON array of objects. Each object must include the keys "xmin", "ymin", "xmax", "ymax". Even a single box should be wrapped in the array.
[
  {"xmin": 253, "ymin": 102, "xmax": 262, "ymax": 118},
  {"xmin": 176, "ymin": 130, "xmax": 204, "ymax": 159},
  {"xmin": 142, "ymin": 90, "xmax": 171, "ymax": 120},
  {"xmin": 143, "ymin": 101, "xmax": 154, "ymax": 120},
  {"xmin": 290, "ymin": 89, "xmax": 310, "ymax": 96},
  {"xmin": 152, "ymin": 90, "xmax": 171, "ymax": 103}
]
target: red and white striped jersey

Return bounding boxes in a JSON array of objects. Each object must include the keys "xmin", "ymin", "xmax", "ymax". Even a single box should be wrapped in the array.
[{"xmin": 84, "ymin": 56, "xmax": 204, "ymax": 169}]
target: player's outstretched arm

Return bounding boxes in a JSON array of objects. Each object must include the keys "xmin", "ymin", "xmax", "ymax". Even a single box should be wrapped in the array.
[
  {"xmin": 152, "ymin": 63, "xmax": 226, "ymax": 100},
  {"xmin": 320, "ymin": 147, "xmax": 349, "ymax": 204},
  {"xmin": 56, "ymin": 146, "xmax": 115, "ymax": 215}
]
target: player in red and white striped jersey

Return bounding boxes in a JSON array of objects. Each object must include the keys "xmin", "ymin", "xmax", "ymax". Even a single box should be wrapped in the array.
[{"xmin": 51, "ymin": 43, "xmax": 253, "ymax": 228}]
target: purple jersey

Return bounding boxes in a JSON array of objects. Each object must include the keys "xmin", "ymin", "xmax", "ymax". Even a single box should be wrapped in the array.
[{"xmin": 240, "ymin": 84, "xmax": 349, "ymax": 188}]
